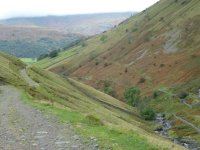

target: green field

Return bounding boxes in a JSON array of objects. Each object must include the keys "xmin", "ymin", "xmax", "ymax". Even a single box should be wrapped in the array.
[{"xmin": 20, "ymin": 58, "xmax": 37, "ymax": 64}]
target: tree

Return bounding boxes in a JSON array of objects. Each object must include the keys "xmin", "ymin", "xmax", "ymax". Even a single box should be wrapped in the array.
[
  {"xmin": 37, "ymin": 53, "xmax": 48, "ymax": 61},
  {"xmin": 49, "ymin": 50, "xmax": 58, "ymax": 58},
  {"xmin": 124, "ymin": 86, "xmax": 140, "ymax": 106},
  {"xmin": 103, "ymin": 81, "xmax": 116, "ymax": 97}
]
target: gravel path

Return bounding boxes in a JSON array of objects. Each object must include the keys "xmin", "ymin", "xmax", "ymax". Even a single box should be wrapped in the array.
[
  {"xmin": 20, "ymin": 69, "xmax": 39, "ymax": 87},
  {"xmin": 0, "ymin": 85, "xmax": 97, "ymax": 150}
]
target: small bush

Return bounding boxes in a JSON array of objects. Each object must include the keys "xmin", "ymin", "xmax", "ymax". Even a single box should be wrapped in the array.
[
  {"xmin": 160, "ymin": 64, "xmax": 165, "ymax": 67},
  {"xmin": 85, "ymin": 115, "xmax": 103, "ymax": 126},
  {"xmin": 81, "ymin": 42, "xmax": 87, "ymax": 47},
  {"xmin": 124, "ymin": 86, "xmax": 140, "ymax": 107},
  {"xmin": 104, "ymin": 86, "xmax": 115, "ymax": 97},
  {"xmin": 140, "ymin": 107, "xmax": 155, "ymax": 120},
  {"xmin": 138, "ymin": 77, "xmax": 146, "ymax": 84},
  {"xmin": 191, "ymin": 54, "xmax": 198, "ymax": 58},
  {"xmin": 103, "ymin": 81, "xmax": 115, "ymax": 97},
  {"xmin": 144, "ymin": 36, "xmax": 150, "ymax": 42},
  {"xmin": 153, "ymin": 90, "xmax": 161, "ymax": 98},
  {"xmin": 125, "ymin": 68, "xmax": 128, "ymax": 73},
  {"xmin": 178, "ymin": 91, "xmax": 188, "ymax": 99},
  {"xmin": 95, "ymin": 62, "xmax": 99, "ymax": 66},
  {"xmin": 132, "ymin": 28, "xmax": 138, "ymax": 32},
  {"xmin": 104, "ymin": 63, "xmax": 108, "ymax": 67},
  {"xmin": 100, "ymin": 35, "xmax": 108, "ymax": 42},
  {"xmin": 159, "ymin": 17, "xmax": 164, "ymax": 22}
]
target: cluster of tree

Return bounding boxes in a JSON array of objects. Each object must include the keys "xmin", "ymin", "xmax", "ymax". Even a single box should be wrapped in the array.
[
  {"xmin": 37, "ymin": 39, "xmax": 85, "ymax": 61},
  {"xmin": 0, "ymin": 36, "xmax": 82, "ymax": 58},
  {"xmin": 37, "ymin": 50, "xmax": 59, "ymax": 60},
  {"xmin": 124, "ymin": 86, "xmax": 156, "ymax": 120}
]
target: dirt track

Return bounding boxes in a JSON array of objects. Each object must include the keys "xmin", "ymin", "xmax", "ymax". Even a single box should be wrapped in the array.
[{"xmin": 0, "ymin": 85, "xmax": 97, "ymax": 150}]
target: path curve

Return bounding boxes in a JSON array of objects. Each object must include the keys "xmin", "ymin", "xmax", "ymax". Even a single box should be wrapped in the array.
[{"xmin": 20, "ymin": 68, "xmax": 39, "ymax": 87}]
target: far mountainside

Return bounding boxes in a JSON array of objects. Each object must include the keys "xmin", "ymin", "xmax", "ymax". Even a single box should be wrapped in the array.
[
  {"xmin": 0, "ymin": 12, "xmax": 133, "ymax": 35},
  {"xmin": 36, "ymin": 0, "xmax": 200, "ymax": 145},
  {"xmin": 0, "ymin": 12, "xmax": 132, "ymax": 58},
  {"xmin": 0, "ymin": 25, "xmax": 84, "ymax": 58}
]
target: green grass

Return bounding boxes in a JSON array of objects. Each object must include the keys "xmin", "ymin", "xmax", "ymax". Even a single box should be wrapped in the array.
[
  {"xmin": 29, "ymin": 65, "xmax": 187, "ymax": 149},
  {"xmin": 0, "ymin": 52, "xmax": 26, "ymax": 86},
  {"xmin": 34, "ymin": 48, "xmax": 80, "ymax": 69},
  {"xmin": 21, "ymin": 66, "xmax": 180, "ymax": 150},
  {"xmin": 20, "ymin": 58, "xmax": 37, "ymax": 64},
  {"xmin": 20, "ymin": 89, "xmax": 158, "ymax": 150}
]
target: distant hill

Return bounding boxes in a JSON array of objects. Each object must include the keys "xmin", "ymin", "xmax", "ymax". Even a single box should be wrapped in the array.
[
  {"xmin": 0, "ymin": 25, "xmax": 84, "ymax": 58},
  {"xmin": 0, "ymin": 12, "xmax": 133, "ymax": 36},
  {"xmin": 0, "ymin": 12, "xmax": 133, "ymax": 58}
]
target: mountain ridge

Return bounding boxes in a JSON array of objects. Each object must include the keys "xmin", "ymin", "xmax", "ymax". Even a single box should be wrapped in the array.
[{"xmin": 0, "ymin": 12, "xmax": 133, "ymax": 35}]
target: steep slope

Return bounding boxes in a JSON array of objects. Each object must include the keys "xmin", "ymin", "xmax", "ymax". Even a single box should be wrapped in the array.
[
  {"xmin": 35, "ymin": 0, "xmax": 200, "ymax": 146},
  {"xmin": 0, "ymin": 25, "xmax": 84, "ymax": 58},
  {"xmin": 0, "ymin": 52, "xmax": 184, "ymax": 149},
  {"xmin": 41, "ymin": 0, "xmax": 200, "ymax": 99},
  {"xmin": 0, "ymin": 12, "xmax": 133, "ymax": 36}
]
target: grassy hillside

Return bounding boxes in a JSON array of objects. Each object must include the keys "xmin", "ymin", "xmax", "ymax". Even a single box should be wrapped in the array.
[
  {"xmin": 0, "ymin": 25, "xmax": 84, "ymax": 58},
  {"xmin": 37, "ymin": 0, "xmax": 200, "ymax": 99},
  {"xmin": 0, "ymin": 52, "xmax": 26, "ymax": 86},
  {"xmin": 35, "ymin": 0, "xmax": 200, "ymax": 145},
  {"xmin": 0, "ymin": 52, "xmax": 185, "ymax": 149}
]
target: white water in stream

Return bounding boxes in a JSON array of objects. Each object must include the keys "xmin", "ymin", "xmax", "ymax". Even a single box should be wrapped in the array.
[{"xmin": 154, "ymin": 114, "xmax": 199, "ymax": 150}]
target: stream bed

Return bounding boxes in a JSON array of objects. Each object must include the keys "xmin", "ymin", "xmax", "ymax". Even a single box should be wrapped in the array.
[{"xmin": 154, "ymin": 113, "xmax": 200, "ymax": 150}]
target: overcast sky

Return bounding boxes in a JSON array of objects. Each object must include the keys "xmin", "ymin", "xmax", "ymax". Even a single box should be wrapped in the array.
[{"xmin": 0, "ymin": 0, "xmax": 159, "ymax": 19}]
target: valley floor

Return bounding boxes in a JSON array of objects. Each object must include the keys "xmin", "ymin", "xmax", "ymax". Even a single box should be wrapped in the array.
[{"xmin": 0, "ymin": 85, "xmax": 96, "ymax": 150}]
